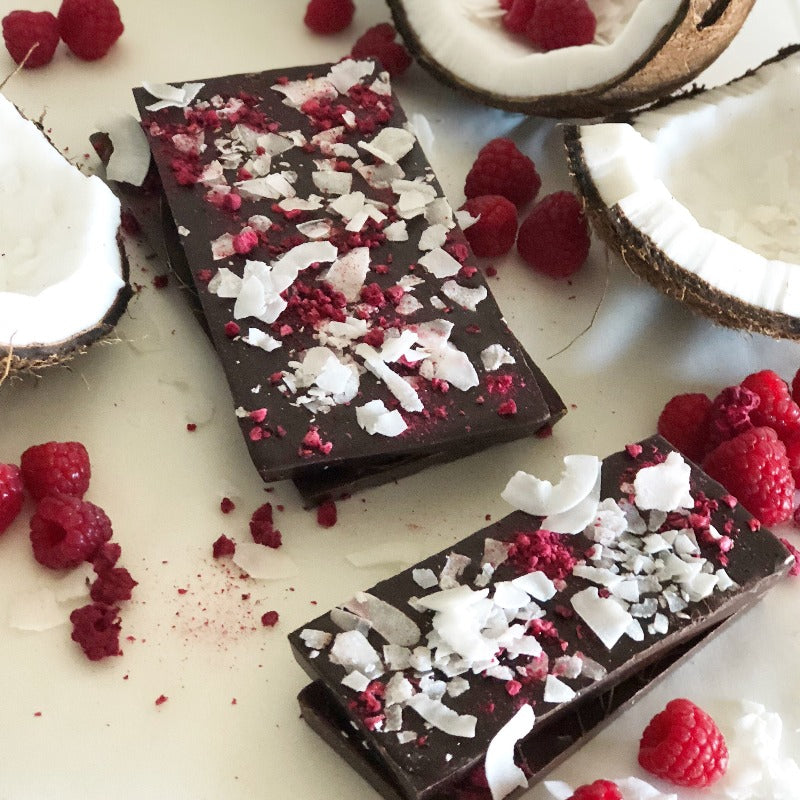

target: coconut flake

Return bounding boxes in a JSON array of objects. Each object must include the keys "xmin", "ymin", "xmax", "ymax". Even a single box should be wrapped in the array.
[
  {"xmin": 142, "ymin": 81, "xmax": 204, "ymax": 111},
  {"xmin": 543, "ymin": 674, "xmax": 576, "ymax": 703},
  {"xmin": 322, "ymin": 247, "xmax": 370, "ymax": 302},
  {"xmin": 418, "ymin": 247, "xmax": 463, "ymax": 279},
  {"xmin": 418, "ymin": 224, "xmax": 449, "ymax": 251},
  {"xmin": 481, "ymin": 345, "xmax": 516, "ymax": 371},
  {"xmin": 327, "ymin": 59, "xmax": 375, "ymax": 93},
  {"xmin": 359, "ymin": 127, "xmax": 416, "ymax": 165},
  {"xmin": 102, "ymin": 114, "xmax": 151, "ymax": 186},
  {"xmin": 344, "ymin": 592, "xmax": 421, "ymax": 647},
  {"xmin": 412, "ymin": 568, "xmax": 439, "ymax": 590},
  {"xmin": 442, "ymin": 280, "xmax": 488, "ymax": 311},
  {"xmin": 485, "ymin": 704, "xmax": 534, "ymax": 800},
  {"xmin": 243, "ymin": 328, "xmax": 282, "ymax": 352},
  {"xmin": 341, "ymin": 670, "xmax": 371, "ymax": 692},
  {"xmin": 511, "ymin": 571, "xmax": 556, "ymax": 601},
  {"xmin": 356, "ymin": 399, "xmax": 408, "ymax": 437},
  {"xmin": 299, "ymin": 629, "xmax": 332, "ymax": 649},
  {"xmin": 329, "ymin": 630, "xmax": 382, "ymax": 676},
  {"xmin": 571, "ymin": 587, "xmax": 633, "ymax": 650},
  {"xmin": 634, "ymin": 451, "xmax": 693, "ymax": 511},
  {"xmin": 438, "ymin": 553, "xmax": 472, "ymax": 589},
  {"xmin": 8, "ymin": 587, "xmax": 66, "ymax": 631},
  {"xmin": 405, "ymin": 693, "xmax": 476, "ymax": 737},
  {"xmin": 231, "ymin": 543, "xmax": 299, "ymax": 580},
  {"xmin": 312, "ymin": 170, "xmax": 353, "ymax": 196},
  {"xmin": 384, "ymin": 220, "xmax": 409, "ymax": 241}
]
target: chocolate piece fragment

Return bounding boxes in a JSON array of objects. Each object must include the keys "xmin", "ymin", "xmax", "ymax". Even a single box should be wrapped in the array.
[
  {"xmin": 133, "ymin": 61, "xmax": 563, "ymax": 503},
  {"xmin": 289, "ymin": 436, "xmax": 792, "ymax": 800}
]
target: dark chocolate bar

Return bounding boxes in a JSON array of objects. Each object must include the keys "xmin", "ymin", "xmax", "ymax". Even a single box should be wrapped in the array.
[
  {"xmin": 288, "ymin": 436, "xmax": 792, "ymax": 800},
  {"xmin": 133, "ymin": 62, "xmax": 564, "ymax": 503}
]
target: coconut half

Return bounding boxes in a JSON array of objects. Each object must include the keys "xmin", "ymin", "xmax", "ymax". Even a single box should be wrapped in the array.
[
  {"xmin": 387, "ymin": 0, "xmax": 754, "ymax": 118},
  {"xmin": 0, "ymin": 93, "xmax": 131, "ymax": 373},
  {"xmin": 565, "ymin": 45, "xmax": 800, "ymax": 338}
]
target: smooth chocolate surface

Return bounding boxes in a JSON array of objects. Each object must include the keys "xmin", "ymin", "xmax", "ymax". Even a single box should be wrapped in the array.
[
  {"xmin": 289, "ymin": 436, "xmax": 792, "ymax": 800},
  {"xmin": 133, "ymin": 62, "xmax": 563, "ymax": 501}
]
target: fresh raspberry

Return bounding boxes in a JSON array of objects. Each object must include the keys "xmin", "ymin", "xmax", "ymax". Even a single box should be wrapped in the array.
[
  {"xmin": 261, "ymin": 610, "xmax": 280, "ymax": 627},
  {"xmin": 250, "ymin": 502, "xmax": 282, "ymax": 548},
  {"xmin": 782, "ymin": 431, "xmax": 800, "ymax": 485},
  {"xmin": 351, "ymin": 23, "xmax": 412, "ymax": 78},
  {"xmin": 740, "ymin": 369, "xmax": 800, "ymax": 441},
  {"xmin": 0, "ymin": 464, "xmax": 24, "ymax": 535},
  {"xmin": 568, "ymin": 780, "xmax": 623, "ymax": 800},
  {"xmin": 90, "ymin": 566, "xmax": 137, "ymax": 604},
  {"xmin": 526, "ymin": 0, "xmax": 596, "ymax": 51},
  {"xmin": 791, "ymin": 367, "xmax": 800, "ymax": 406},
  {"xmin": 704, "ymin": 385, "xmax": 760, "ymax": 452},
  {"xmin": 30, "ymin": 494, "xmax": 113, "ymax": 569},
  {"xmin": 304, "ymin": 0, "xmax": 355, "ymax": 34},
  {"xmin": 464, "ymin": 138, "xmax": 541, "ymax": 208},
  {"xmin": 57, "ymin": 0, "xmax": 123, "ymax": 61},
  {"xmin": 502, "ymin": 0, "xmax": 537, "ymax": 34},
  {"xmin": 702, "ymin": 427, "xmax": 795, "ymax": 526},
  {"xmin": 69, "ymin": 603, "xmax": 121, "ymax": 660},
  {"xmin": 517, "ymin": 191, "xmax": 591, "ymax": 278},
  {"xmin": 498, "ymin": 0, "xmax": 514, "ymax": 9},
  {"xmin": 2, "ymin": 10, "xmax": 59, "ymax": 68},
  {"xmin": 461, "ymin": 195, "xmax": 518, "ymax": 258},
  {"xmin": 20, "ymin": 441, "xmax": 90, "ymax": 501},
  {"xmin": 638, "ymin": 698, "xmax": 728, "ymax": 788},
  {"xmin": 657, "ymin": 393, "xmax": 711, "ymax": 463}
]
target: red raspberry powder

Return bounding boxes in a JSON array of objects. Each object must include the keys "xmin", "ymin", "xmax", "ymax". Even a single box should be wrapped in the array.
[{"xmin": 508, "ymin": 529, "xmax": 576, "ymax": 580}]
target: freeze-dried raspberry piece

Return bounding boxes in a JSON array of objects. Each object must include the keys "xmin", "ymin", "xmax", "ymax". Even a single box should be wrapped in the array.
[
  {"xmin": 261, "ymin": 610, "xmax": 279, "ymax": 627},
  {"xmin": 212, "ymin": 534, "xmax": 236, "ymax": 558},
  {"xmin": 568, "ymin": 780, "xmax": 623, "ymax": 800},
  {"xmin": 20, "ymin": 440, "xmax": 91, "ymax": 501},
  {"xmin": 2, "ymin": 10, "xmax": 59, "ymax": 68},
  {"xmin": 657, "ymin": 392, "xmax": 711, "ymax": 463},
  {"xmin": 517, "ymin": 191, "xmax": 591, "ymax": 278},
  {"xmin": 57, "ymin": 0, "xmax": 123, "ymax": 61},
  {"xmin": 741, "ymin": 369, "xmax": 800, "ymax": 441},
  {"xmin": 316, "ymin": 500, "xmax": 337, "ymax": 528},
  {"xmin": 30, "ymin": 494, "xmax": 113, "ymax": 569},
  {"xmin": 0, "ymin": 463, "xmax": 24, "ymax": 535},
  {"xmin": 304, "ymin": 0, "xmax": 355, "ymax": 34},
  {"xmin": 250, "ymin": 502, "xmax": 282, "ymax": 548},
  {"xmin": 527, "ymin": 0, "xmax": 596, "ymax": 51},
  {"xmin": 90, "ymin": 566, "xmax": 137, "ymax": 604},
  {"xmin": 69, "ymin": 603, "xmax": 122, "ymax": 661},
  {"xmin": 702, "ymin": 427, "xmax": 795, "ymax": 526},
  {"xmin": 92, "ymin": 541, "xmax": 121, "ymax": 572},
  {"xmin": 502, "ymin": 0, "xmax": 537, "ymax": 34},
  {"xmin": 464, "ymin": 138, "xmax": 541, "ymax": 207},
  {"xmin": 461, "ymin": 195, "xmax": 518, "ymax": 258},
  {"xmin": 705, "ymin": 385, "xmax": 760, "ymax": 451},
  {"xmin": 351, "ymin": 23, "xmax": 412, "ymax": 77},
  {"xmin": 638, "ymin": 698, "xmax": 728, "ymax": 788}
]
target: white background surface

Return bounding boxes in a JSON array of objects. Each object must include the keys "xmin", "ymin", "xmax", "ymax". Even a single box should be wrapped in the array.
[{"xmin": 1, "ymin": 1, "xmax": 800, "ymax": 798}]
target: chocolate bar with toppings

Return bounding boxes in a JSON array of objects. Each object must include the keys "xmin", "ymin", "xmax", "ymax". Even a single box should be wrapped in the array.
[
  {"xmin": 133, "ymin": 61, "xmax": 564, "ymax": 502},
  {"xmin": 288, "ymin": 436, "xmax": 792, "ymax": 800}
]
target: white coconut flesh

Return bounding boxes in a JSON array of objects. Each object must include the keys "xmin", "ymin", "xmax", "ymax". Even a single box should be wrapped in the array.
[
  {"xmin": 395, "ymin": 0, "xmax": 682, "ymax": 99},
  {"xmin": 0, "ymin": 92, "xmax": 125, "ymax": 350},
  {"xmin": 570, "ymin": 47, "xmax": 800, "ymax": 328}
]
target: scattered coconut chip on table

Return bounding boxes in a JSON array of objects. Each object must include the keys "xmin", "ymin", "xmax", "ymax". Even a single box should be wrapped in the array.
[{"xmin": 288, "ymin": 435, "xmax": 791, "ymax": 800}]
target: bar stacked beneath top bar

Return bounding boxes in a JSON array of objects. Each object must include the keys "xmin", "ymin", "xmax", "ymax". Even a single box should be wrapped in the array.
[
  {"xmin": 289, "ymin": 436, "xmax": 792, "ymax": 800},
  {"xmin": 133, "ymin": 60, "xmax": 564, "ymax": 504}
]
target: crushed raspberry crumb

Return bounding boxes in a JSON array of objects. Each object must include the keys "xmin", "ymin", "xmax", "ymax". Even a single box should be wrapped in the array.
[
  {"xmin": 741, "ymin": 369, "xmax": 800, "ymax": 441},
  {"xmin": 0, "ymin": 463, "xmax": 24, "ymax": 535},
  {"xmin": 153, "ymin": 274, "xmax": 169, "ymax": 289},
  {"xmin": 69, "ymin": 603, "xmax": 122, "ymax": 661},
  {"xmin": 155, "ymin": 694, "xmax": 168, "ymax": 705},
  {"xmin": 657, "ymin": 393, "xmax": 712, "ymax": 463},
  {"xmin": 464, "ymin": 138, "xmax": 541, "ymax": 207},
  {"xmin": 261, "ymin": 610, "xmax": 280, "ymax": 627},
  {"xmin": 517, "ymin": 191, "xmax": 591, "ymax": 279},
  {"xmin": 702, "ymin": 426, "xmax": 795, "ymax": 526},
  {"xmin": 461, "ymin": 195, "xmax": 518, "ymax": 258},
  {"xmin": 567, "ymin": 780, "xmax": 623, "ymax": 800},
  {"xmin": 30, "ymin": 494, "xmax": 113, "ymax": 569},
  {"xmin": 316, "ymin": 499, "xmax": 337, "ymax": 528},
  {"xmin": 508, "ymin": 529, "xmax": 576, "ymax": 580},
  {"xmin": 57, "ymin": 0, "xmax": 124, "ymax": 61},
  {"xmin": 2, "ymin": 10, "xmax": 59, "ymax": 68},
  {"xmin": 638, "ymin": 698, "xmax": 728, "ymax": 788},
  {"xmin": 90, "ymin": 566, "xmax": 137, "ymax": 604},
  {"xmin": 224, "ymin": 321, "xmax": 240, "ymax": 338},
  {"xmin": 212, "ymin": 534, "xmax": 236, "ymax": 559},
  {"xmin": 92, "ymin": 541, "xmax": 121, "ymax": 572},
  {"xmin": 304, "ymin": 0, "xmax": 355, "ymax": 34},
  {"xmin": 20, "ymin": 441, "xmax": 91, "ymax": 501},
  {"xmin": 220, "ymin": 497, "xmax": 235, "ymax": 514},
  {"xmin": 351, "ymin": 23, "xmax": 412, "ymax": 77},
  {"xmin": 527, "ymin": 0, "xmax": 597, "ymax": 51},
  {"xmin": 250, "ymin": 503, "xmax": 282, "ymax": 548},
  {"xmin": 497, "ymin": 399, "xmax": 517, "ymax": 417}
]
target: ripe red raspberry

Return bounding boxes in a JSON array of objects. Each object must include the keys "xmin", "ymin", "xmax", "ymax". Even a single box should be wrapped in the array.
[
  {"xmin": 639, "ymin": 698, "xmax": 728, "ymax": 788},
  {"xmin": 69, "ymin": 603, "xmax": 121, "ymax": 660},
  {"xmin": 740, "ymin": 369, "xmax": 800, "ymax": 441},
  {"xmin": 0, "ymin": 463, "xmax": 24, "ymax": 534},
  {"xmin": 657, "ymin": 393, "xmax": 712, "ymax": 463},
  {"xmin": 791, "ymin": 367, "xmax": 800, "ymax": 406},
  {"xmin": 527, "ymin": 0, "xmax": 596, "ymax": 51},
  {"xmin": 464, "ymin": 138, "xmax": 541, "ymax": 208},
  {"xmin": 782, "ymin": 431, "xmax": 800, "ymax": 485},
  {"xmin": 568, "ymin": 780, "xmax": 623, "ymax": 800},
  {"xmin": 461, "ymin": 195, "xmax": 518, "ymax": 258},
  {"xmin": 704, "ymin": 384, "xmax": 760, "ymax": 452},
  {"xmin": 57, "ymin": 0, "xmax": 123, "ymax": 61},
  {"xmin": 351, "ymin": 23, "xmax": 412, "ymax": 78},
  {"xmin": 30, "ymin": 494, "xmax": 113, "ymax": 569},
  {"xmin": 20, "ymin": 441, "xmax": 91, "ymax": 501},
  {"xmin": 702, "ymin": 426, "xmax": 795, "ymax": 526},
  {"xmin": 517, "ymin": 191, "xmax": 591, "ymax": 278},
  {"xmin": 304, "ymin": 0, "xmax": 355, "ymax": 34},
  {"xmin": 502, "ymin": 0, "xmax": 537, "ymax": 34},
  {"xmin": 2, "ymin": 10, "xmax": 59, "ymax": 68}
]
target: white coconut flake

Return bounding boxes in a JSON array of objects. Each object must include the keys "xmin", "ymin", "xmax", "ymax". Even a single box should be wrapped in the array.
[
  {"xmin": 243, "ymin": 328, "xmax": 282, "ymax": 352},
  {"xmin": 359, "ymin": 127, "xmax": 416, "ymax": 165},
  {"xmin": 356, "ymin": 400, "xmax": 408, "ymax": 437},
  {"xmin": 412, "ymin": 568, "xmax": 439, "ymax": 590},
  {"xmin": 102, "ymin": 114, "xmax": 151, "ymax": 186},
  {"xmin": 312, "ymin": 170, "xmax": 353, "ymax": 196},
  {"xmin": 329, "ymin": 630, "xmax": 382, "ymax": 676},
  {"xmin": 418, "ymin": 223, "xmax": 449, "ymax": 251},
  {"xmin": 571, "ymin": 587, "xmax": 634, "ymax": 650},
  {"xmin": 327, "ymin": 58, "xmax": 375, "ymax": 94},
  {"xmin": 438, "ymin": 553, "xmax": 472, "ymax": 589},
  {"xmin": 456, "ymin": 208, "xmax": 480, "ymax": 229},
  {"xmin": 442, "ymin": 280, "xmax": 488, "ymax": 311},
  {"xmin": 485, "ymin": 704, "xmax": 535, "ymax": 800},
  {"xmin": 634, "ymin": 451, "xmax": 693, "ymax": 511},
  {"xmin": 341, "ymin": 670, "xmax": 371, "ymax": 692},
  {"xmin": 231, "ymin": 543, "xmax": 299, "ymax": 580},
  {"xmin": 142, "ymin": 81, "xmax": 204, "ymax": 111},
  {"xmin": 322, "ymin": 247, "xmax": 370, "ymax": 302},
  {"xmin": 8, "ymin": 587, "xmax": 66, "ymax": 631},
  {"xmin": 300, "ymin": 629, "xmax": 332, "ymax": 649},
  {"xmin": 406, "ymin": 693, "xmax": 476, "ymax": 738},
  {"xmin": 418, "ymin": 247, "xmax": 463, "ymax": 279},
  {"xmin": 296, "ymin": 219, "xmax": 333, "ymax": 240},
  {"xmin": 481, "ymin": 344, "xmax": 516, "ymax": 371},
  {"xmin": 384, "ymin": 220, "xmax": 409, "ymax": 241},
  {"xmin": 511, "ymin": 571, "xmax": 556, "ymax": 602},
  {"xmin": 344, "ymin": 592, "xmax": 421, "ymax": 647},
  {"xmin": 543, "ymin": 674, "xmax": 576, "ymax": 703}
]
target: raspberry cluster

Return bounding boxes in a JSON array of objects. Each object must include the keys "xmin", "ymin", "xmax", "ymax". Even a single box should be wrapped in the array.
[
  {"xmin": 658, "ymin": 368, "xmax": 800, "ymax": 525},
  {"xmin": 501, "ymin": 0, "xmax": 597, "ymax": 51},
  {"xmin": 460, "ymin": 138, "xmax": 591, "ymax": 277},
  {"xmin": 1, "ymin": 440, "xmax": 135, "ymax": 661},
  {"xmin": 2, "ymin": 0, "xmax": 122, "ymax": 68}
]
